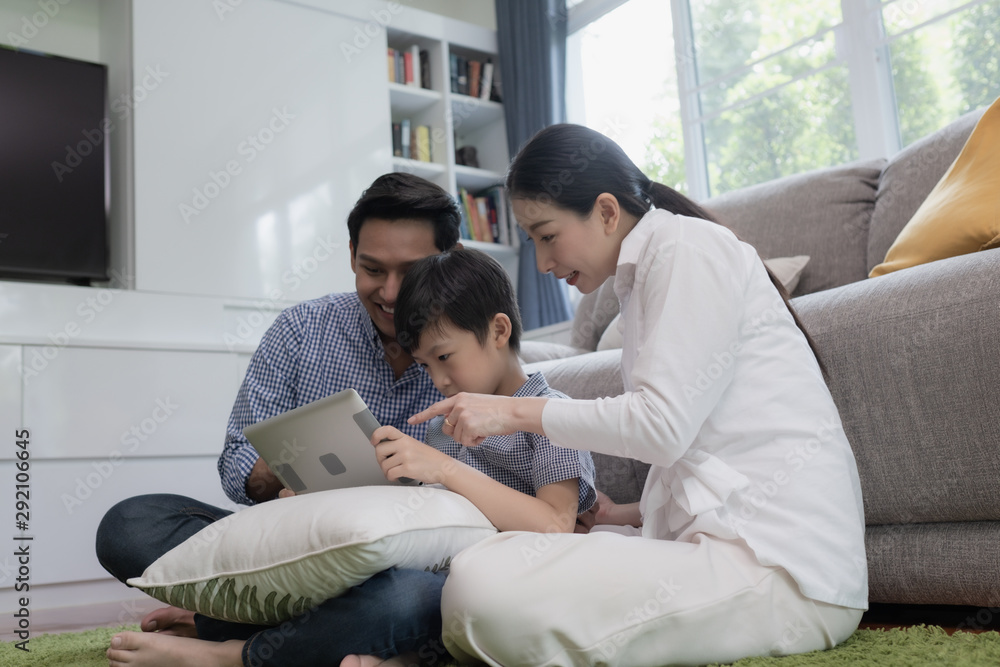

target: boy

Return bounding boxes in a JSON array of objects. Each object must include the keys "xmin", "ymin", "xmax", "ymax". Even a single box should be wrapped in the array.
[
  {"xmin": 375, "ymin": 248, "xmax": 596, "ymax": 533},
  {"xmin": 341, "ymin": 248, "xmax": 597, "ymax": 667}
]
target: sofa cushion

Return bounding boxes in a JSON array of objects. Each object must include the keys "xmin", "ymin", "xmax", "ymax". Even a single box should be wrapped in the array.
[
  {"xmin": 870, "ymin": 96, "xmax": 1000, "ymax": 277},
  {"xmin": 866, "ymin": 521, "xmax": 1000, "ymax": 606},
  {"xmin": 518, "ymin": 340, "xmax": 589, "ymax": 364},
  {"xmin": 703, "ymin": 159, "xmax": 884, "ymax": 296},
  {"xmin": 867, "ymin": 107, "xmax": 987, "ymax": 273},
  {"xmin": 792, "ymin": 250, "xmax": 1000, "ymax": 526}
]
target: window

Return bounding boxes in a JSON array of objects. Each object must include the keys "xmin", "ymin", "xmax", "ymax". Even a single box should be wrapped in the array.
[
  {"xmin": 686, "ymin": 0, "xmax": 855, "ymax": 196},
  {"xmin": 566, "ymin": 0, "xmax": 686, "ymax": 191},
  {"xmin": 568, "ymin": 0, "xmax": 1000, "ymax": 199},
  {"xmin": 882, "ymin": 0, "xmax": 1000, "ymax": 146}
]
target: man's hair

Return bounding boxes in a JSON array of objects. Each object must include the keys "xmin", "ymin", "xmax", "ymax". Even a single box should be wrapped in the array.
[
  {"xmin": 347, "ymin": 173, "xmax": 461, "ymax": 253},
  {"xmin": 395, "ymin": 248, "xmax": 522, "ymax": 354}
]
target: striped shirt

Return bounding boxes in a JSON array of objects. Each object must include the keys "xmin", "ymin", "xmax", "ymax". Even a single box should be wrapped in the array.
[
  {"xmin": 219, "ymin": 292, "xmax": 443, "ymax": 506},
  {"xmin": 426, "ymin": 373, "xmax": 597, "ymax": 513}
]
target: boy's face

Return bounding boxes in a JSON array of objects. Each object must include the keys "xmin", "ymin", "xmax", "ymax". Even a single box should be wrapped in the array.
[
  {"xmin": 411, "ymin": 318, "xmax": 507, "ymax": 397},
  {"xmin": 350, "ymin": 217, "xmax": 440, "ymax": 343}
]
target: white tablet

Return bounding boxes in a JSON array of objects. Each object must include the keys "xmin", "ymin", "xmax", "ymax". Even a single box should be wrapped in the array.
[{"xmin": 243, "ymin": 388, "xmax": 411, "ymax": 494}]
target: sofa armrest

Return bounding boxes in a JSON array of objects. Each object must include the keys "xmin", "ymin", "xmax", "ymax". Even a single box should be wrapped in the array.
[
  {"xmin": 518, "ymin": 340, "xmax": 590, "ymax": 365},
  {"xmin": 793, "ymin": 249, "xmax": 1000, "ymax": 526}
]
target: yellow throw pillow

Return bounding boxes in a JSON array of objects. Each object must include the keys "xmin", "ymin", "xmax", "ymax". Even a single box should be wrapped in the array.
[{"xmin": 870, "ymin": 96, "xmax": 1000, "ymax": 278}]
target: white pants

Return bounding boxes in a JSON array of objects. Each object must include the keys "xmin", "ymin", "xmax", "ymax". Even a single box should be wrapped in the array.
[{"xmin": 441, "ymin": 531, "xmax": 862, "ymax": 666}]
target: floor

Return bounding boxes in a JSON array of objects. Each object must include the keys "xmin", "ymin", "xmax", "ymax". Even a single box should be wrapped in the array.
[{"xmin": 14, "ymin": 602, "xmax": 1000, "ymax": 642}]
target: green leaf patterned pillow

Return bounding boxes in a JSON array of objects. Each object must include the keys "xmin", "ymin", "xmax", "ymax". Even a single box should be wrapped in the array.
[{"xmin": 127, "ymin": 486, "xmax": 497, "ymax": 625}]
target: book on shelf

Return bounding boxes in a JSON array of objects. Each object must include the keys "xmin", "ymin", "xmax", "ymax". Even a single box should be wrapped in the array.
[
  {"xmin": 391, "ymin": 119, "xmax": 434, "ymax": 163},
  {"xmin": 400, "ymin": 118, "xmax": 411, "ymax": 159},
  {"xmin": 450, "ymin": 54, "xmax": 500, "ymax": 102},
  {"xmin": 456, "ymin": 187, "xmax": 517, "ymax": 248},
  {"xmin": 468, "ymin": 60, "xmax": 481, "ymax": 99},
  {"xmin": 456, "ymin": 55, "xmax": 468, "ymax": 95},
  {"xmin": 412, "ymin": 125, "xmax": 431, "ymax": 162},
  {"xmin": 387, "ymin": 46, "xmax": 430, "ymax": 89},
  {"xmin": 420, "ymin": 49, "xmax": 431, "ymax": 89},
  {"xmin": 391, "ymin": 122, "xmax": 403, "ymax": 157},
  {"xmin": 479, "ymin": 59, "xmax": 494, "ymax": 101}
]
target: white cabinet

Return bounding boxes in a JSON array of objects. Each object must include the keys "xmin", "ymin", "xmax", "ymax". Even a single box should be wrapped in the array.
[{"xmin": 131, "ymin": 0, "xmax": 389, "ymax": 301}]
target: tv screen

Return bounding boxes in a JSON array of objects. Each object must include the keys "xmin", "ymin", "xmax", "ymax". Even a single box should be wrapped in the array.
[{"xmin": 0, "ymin": 46, "xmax": 109, "ymax": 283}]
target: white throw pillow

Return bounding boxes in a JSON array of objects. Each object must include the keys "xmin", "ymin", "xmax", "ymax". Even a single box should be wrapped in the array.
[
  {"xmin": 594, "ymin": 255, "xmax": 810, "ymax": 351},
  {"xmin": 127, "ymin": 486, "xmax": 497, "ymax": 625},
  {"xmin": 762, "ymin": 254, "xmax": 810, "ymax": 294}
]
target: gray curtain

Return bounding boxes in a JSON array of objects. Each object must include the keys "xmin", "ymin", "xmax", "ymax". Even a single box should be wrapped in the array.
[{"xmin": 496, "ymin": 0, "xmax": 574, "ymax": 330}]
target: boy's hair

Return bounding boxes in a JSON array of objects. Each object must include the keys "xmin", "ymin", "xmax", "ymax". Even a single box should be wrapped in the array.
[
  {"xmin": 395, "ymin": 248, "xmax": 522, "ymax": 354},
  {"xmin": 347, "ymin": 172, "xmax": 462, "ymax": 254}
]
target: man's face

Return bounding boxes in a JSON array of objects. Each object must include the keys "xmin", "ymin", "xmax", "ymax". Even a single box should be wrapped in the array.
[{"xmin": 350, "ymin": 217, "xmax": 440, "ymax": 343}]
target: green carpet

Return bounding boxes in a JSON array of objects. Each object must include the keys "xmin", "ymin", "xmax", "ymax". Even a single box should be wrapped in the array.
[{"xmin": 2, "ymin": 625, "xmax": 998, "ymax": 666}]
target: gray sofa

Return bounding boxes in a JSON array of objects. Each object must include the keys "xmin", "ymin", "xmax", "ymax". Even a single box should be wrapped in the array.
[{"xmin": 521, "ymin": 108, "xmax": 1000, "ymax": 608}]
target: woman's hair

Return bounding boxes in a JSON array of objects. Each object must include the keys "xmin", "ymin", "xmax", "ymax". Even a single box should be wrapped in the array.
[
  {"xmin": 394, "ymin": 247, "xmax": 522, "ymax": 354},
  {"xmin": 505, "ymin": 123, "xmax": 824, "ymax": 371},
  {"xmin": 347, "ymin": 172, "xmax": 461, "ymax": 254}
]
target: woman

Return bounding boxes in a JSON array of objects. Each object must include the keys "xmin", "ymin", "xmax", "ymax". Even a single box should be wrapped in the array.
[{"xmin": 410, "ymin": 124, "xmax": 867, "ymax": 666}]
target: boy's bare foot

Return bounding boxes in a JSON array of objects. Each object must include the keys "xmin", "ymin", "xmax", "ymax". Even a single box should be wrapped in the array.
[
  {"xmin": 339, "ymin": 652, "xmax": 419, "ymax": 667},
  {"xmin": 107, "ymin": 631, "xmax": 243, "ymax": 667},
  {"xmin": 140, "ymin": 606, "xmax": 198, "ymax": 637}
]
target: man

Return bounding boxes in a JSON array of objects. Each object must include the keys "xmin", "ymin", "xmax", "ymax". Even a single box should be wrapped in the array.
[{"xmin": 97, "ymin": 173, "xmax": 462, "ymax": 667}]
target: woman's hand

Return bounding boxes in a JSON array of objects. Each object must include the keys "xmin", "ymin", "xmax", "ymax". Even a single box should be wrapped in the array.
[
  {"xmin": 409, "ymin": 393, "xmax": 547, "ymax": 447},
  {"xmin": 371, "ymin": 425, "xmax": 455, "ymax": 485}
]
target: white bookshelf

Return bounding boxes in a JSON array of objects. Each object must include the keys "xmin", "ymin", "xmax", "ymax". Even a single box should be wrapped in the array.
[{"xmin": 386, "ymin": 20, "xmax": 517, "ymax": 282}]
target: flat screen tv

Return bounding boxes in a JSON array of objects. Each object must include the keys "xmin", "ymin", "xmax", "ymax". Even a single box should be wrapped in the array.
[{"xmin": 0, "ymin": 46, "xmax": 109, "ymax": 284}]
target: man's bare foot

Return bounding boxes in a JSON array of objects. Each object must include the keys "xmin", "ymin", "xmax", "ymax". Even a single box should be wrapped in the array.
[
  {"xmin": 140, "ymin": 606, "xmax": 198, "ymax": 638},
  {"xmin": 107, "ymin": 631, "xmax": 243, "ymax": 667},
  {"xmin": 339, "ymin": 652, "xmax": 419, "ymax": 667}
]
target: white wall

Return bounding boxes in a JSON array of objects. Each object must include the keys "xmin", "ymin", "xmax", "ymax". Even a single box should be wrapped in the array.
[
  {"xmin": 407, "ymin": 0, "xmax": 496, "ymax": 30},
  {"xmin": 0, "ymin": 0, "xmax": 100, "ymax": 61}
]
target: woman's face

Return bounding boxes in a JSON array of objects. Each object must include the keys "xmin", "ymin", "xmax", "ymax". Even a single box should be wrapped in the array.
[{"xmin": 512, "ymin": 197, "xmax": 619, "ymax": 294}]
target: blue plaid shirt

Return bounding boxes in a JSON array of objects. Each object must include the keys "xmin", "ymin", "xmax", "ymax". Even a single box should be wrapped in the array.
[
  {"xmin": 425, "ymin": 373, "xmax": 597, "ymax": 513},
  {"xmin": 219, "ymin": 292, "xmax": 443, "ymax": 505}
]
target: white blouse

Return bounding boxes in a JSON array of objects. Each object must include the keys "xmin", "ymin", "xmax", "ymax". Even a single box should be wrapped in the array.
[{"xmin": 543, "ymin": 209, "xmax": 868, "ymax": 610}]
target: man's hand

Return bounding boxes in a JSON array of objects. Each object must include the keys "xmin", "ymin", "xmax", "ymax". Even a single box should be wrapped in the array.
[
  {"xmin": 246, "ymin": 457, "xmax": 287, "ymax": 503},
  {"xmin": 371, "ymin": 425, "xmax": 456, "ymax": 485}
]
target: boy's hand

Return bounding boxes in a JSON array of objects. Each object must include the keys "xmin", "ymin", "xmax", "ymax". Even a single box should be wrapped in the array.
[{"xmin": 371, "ymin": 425, "xmax": 455, "ymax": 485}]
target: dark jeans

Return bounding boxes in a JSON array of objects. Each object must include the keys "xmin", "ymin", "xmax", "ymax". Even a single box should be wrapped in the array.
[{"xmin": 96, "ymin": 494, "xmax": 448, "ymax": 667}]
